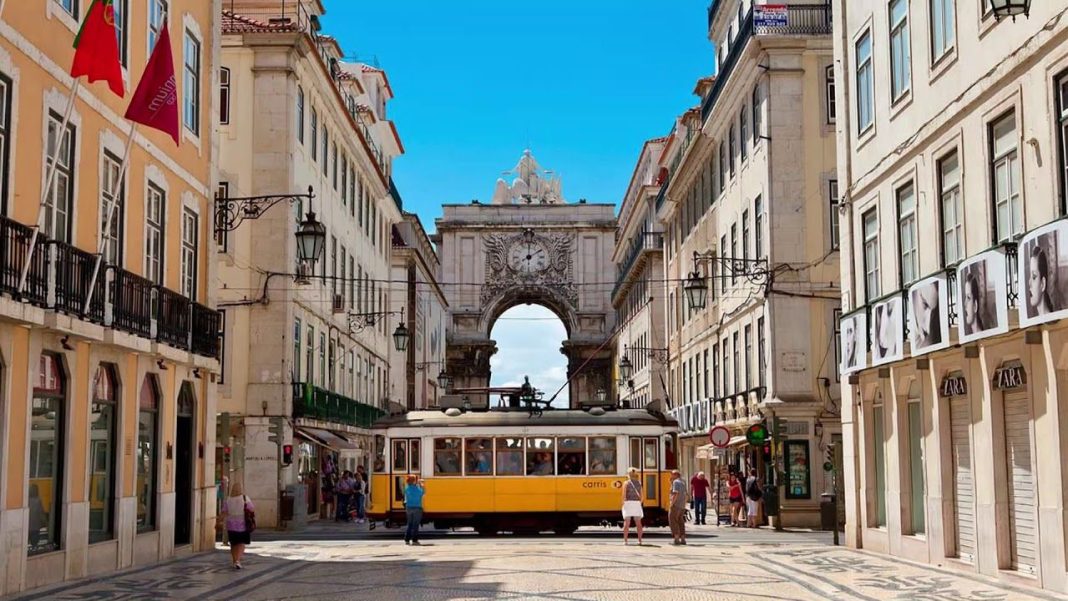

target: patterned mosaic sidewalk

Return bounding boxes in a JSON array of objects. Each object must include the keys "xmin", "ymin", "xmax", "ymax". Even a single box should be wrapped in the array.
[{"xmin": 5, "ymin": 532, "xmax": 1064, "ymax": 601}]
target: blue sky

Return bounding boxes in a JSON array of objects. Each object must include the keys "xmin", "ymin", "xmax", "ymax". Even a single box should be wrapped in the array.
[{"xmin": 322, "ymin": 1, "xmax": 713, "ymax": 403}]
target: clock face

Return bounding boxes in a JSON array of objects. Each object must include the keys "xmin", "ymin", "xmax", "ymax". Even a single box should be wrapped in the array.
[{"xmin": 508, "ymin": 240, "xmax": 549, "ymax": 274}]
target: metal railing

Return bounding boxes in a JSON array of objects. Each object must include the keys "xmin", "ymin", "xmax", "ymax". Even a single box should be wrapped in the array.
[
  {"xmin": 108, "ymin": 266, "xmax": 154, "ymax": 338},
  {"xmin": 292, "ymin": 382, "xmax": 385, "ymax": 428},
  {"xmin": 156, "ymin": 286, "xmax": 191, "ymax": 349},
  {"xmin": 50, "ymin": 241, "xmax": 104, "ymax": 323},
  {"xmin": 191, "ymin": 302, "xmax": 222, "ymax": 358},
  {"xmin": 0, "ymin": 217, "xmax": 47, "ymax": 305},
  {"xmin": 613, "ymin": 232, "xmax": 664, "ymax": 299}
]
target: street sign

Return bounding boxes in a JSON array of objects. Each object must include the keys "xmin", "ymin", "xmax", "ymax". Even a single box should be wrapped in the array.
[
  {"xmin": 754, "ymin": 4, "xmax": 788, "ymax": 27},
  {"xmin": 709, "ymin": 425, "xmax": 731, "ymax": 448},
  {"xmin": 746, "ymin": 423, "xmax": 770, "ymax": 446}
]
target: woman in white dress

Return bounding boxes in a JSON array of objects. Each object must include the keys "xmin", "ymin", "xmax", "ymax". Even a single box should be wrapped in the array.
[{"xmin": 621, "ymin": 467, "xmax": 644, "ymax": 545}]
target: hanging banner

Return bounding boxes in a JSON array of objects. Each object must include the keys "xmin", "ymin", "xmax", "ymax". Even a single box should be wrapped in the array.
[
  {"xmin": 1018, "ymin": 220, "xmax": 1068, "ymax": 328},
  {"xmin": 957, "ymin": 248, "xmax": 1010, "ymax": 344},
  {"xmin": 754, "ymin": 4, "xmax": 788, "ymax": 27},
  {"xmin": 870, "ymin": 295, "xmax": 904, "ymax": 367},
  {"xmin": 908, "ymin": 273, "xmax": 951, "ymax": 356}
]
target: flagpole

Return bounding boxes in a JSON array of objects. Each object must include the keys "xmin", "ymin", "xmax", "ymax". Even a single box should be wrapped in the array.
[
  {"xmin": 18, "ymin": 79, "xmax": 82, "ymax": 295},
  {"xmin": 82, "ymin": 124, "xmax": 136, "ymax": 316}
]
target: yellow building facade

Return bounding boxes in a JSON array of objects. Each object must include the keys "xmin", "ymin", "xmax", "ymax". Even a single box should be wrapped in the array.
[{"xmin": 0, "ymin": 0, "xmax": 220, "ymax": 594}]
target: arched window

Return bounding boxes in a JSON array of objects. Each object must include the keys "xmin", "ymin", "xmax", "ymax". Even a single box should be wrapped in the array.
[
  {"xmin": 89, "ymin": 364, "xmax": 119, "ymax": 543},
  {"xmin": 29, "ymin": 353, "xmax": 66, "ymax": 555},
  {"xmin": 137, "ymin": 374, "xmax": 161, "ymax": 532}
]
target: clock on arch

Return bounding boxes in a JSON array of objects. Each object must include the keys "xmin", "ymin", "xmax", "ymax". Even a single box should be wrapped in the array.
[{"xmin": 508, "ymin": 237, "xmax": 549, "ymax": 274}]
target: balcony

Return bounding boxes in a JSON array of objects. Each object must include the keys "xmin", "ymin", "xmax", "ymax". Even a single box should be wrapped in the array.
[
  {"xmin": 292, "ymin": 382, "xmax": 385, "ymax": 429},
  {"xmin": 0, "ymin": 216, "xmax": 221, "ymax": 359},
  {"xmin": 702, "ymin": 4, "xmax": 832, "ymax": 122},
  {"xmin": 612, "ymin": 231, "xmax": 664, "ymax": 301}
]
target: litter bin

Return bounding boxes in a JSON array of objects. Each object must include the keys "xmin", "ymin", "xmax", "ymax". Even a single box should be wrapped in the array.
[
  {"xmin": 820, "ymin": 493, "xmax": 837, "ymax": 531},
  {"xmin": 763, "ymin": 485, "xmax": 779, "ymax": 517}
]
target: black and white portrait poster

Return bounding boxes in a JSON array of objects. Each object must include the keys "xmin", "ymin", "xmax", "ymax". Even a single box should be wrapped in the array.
[
  {"xmin": 840, "ymin": 310, "xmax": 867, "ymax": 375},
  {"xmin": 957, "ymin": 249, "xmax": 1009, "ymax": 344},
  {"xmin": 870, "ymin": 295, "xmax": 903, "ymax": 366},
  {"xmin": 908, "ymin": 274, "xmax": 950, "ymax": 355},
  {"xmin": 1018, "ymin": 220, "xmax": 1068, "ymax": 328}
]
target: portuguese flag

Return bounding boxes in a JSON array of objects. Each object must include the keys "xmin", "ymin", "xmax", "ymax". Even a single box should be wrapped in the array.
[{"xmin": 70, "ymin": 0, "xmax": 124, "ymax": 97}]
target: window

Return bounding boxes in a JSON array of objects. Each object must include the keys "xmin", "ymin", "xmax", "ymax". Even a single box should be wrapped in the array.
[
  {"xmin": 136, "ymin": 375, "xmax": 160, "ymax": 533},
  {"xmin": 729, "ymin": 125, "xmax": 737, "ymax": 177},
  {"xmin": 305, "ymin": 326, "xmax": 313, "ymax": 384},
  {"xmin": 757, "ymin": 316, "xmax": 766, "ymax": 387},
  {"xmin": 872, "ymin": 397, "xmax": 887, "ymax": 527},
  {"xmin": 558, "ymin": 438, "xmax": 587, "ymax": 475},
  {"xmin": 856, "ymin": 31, "xmax": 874, "ymax": 134},
  {"xmin": 341, "ymin": 159, "xmax": 348, "ymax": 207},
  {"xmin": 148, "ymin": 0, "xmax": 168, "ymax": 51},
  {"xmin": 1058, "ymin": 73, "xmax": 1068, "ymax": 214},
  {"xmin": 930, "ymin": 0, "xmax": 955, "ymax": 61},
  {"xmin": 742, "ymin": 210, "xmax": 750, "ymax": 261},
  {"xmin": 830, "ymin": 180, "xmax": 840, "ymax": 250},
  {"xmin": 739, "ymin": 106, "xmax": 748, "ymax": 161},
  {"xmin": 907, "ymin": 390, "xmax": 925, "ymax": 534},
  {"xmin": 144, "ymin": 183, "xmax": 165, "ymax": 285},
  {"xmin": 310, "ymin": 108, "xmax": 318, "ymax": 161},
  {"xmin": 318, "ymin": 332, "xmax": 325, "ymax": 387},
  {"xmin": 752, "ymin": 84, "xmax": 763, "ymax": 143},
  {"xmin": 215, "ymin": 182, "xmax": 229, "ymax": 250},
  {"xmin": 785, "ymin": 440, "xmax": 812, "ymax": 499},
  {"xmin": 718, "ymin": 141, "xmax": 727, "ymax": 194},
  {"xmin": 889, "ymin": 0, "xmax": 911, "ymax": 100},
  {"xmin": 720, "ymin": 236, "xmax": 728, "ymax": 294},
  {"xmin": 589, "ymin": 437, "xmax": 616, "ymax": 475},
  {"xmin": 321, "ymin": 125, "xmax": 329, "ymax": 176},
  {"xmin": 331, "ymin": 143, "xmax": 338, "ymax": 190},
  {"xmin": 89, "ymin": 365, "xmax": 118, "ymax": 543},
  {"xmin": 826, "ymin": 65, "xmax": 836, "ymax": 123},
  {"xmin": 101, "ymin": 152, "xmax": 125, "ymax": 266},
  {"xmin": 722, "ymin": 341, "xmax": 730, "ymax": 395},
  {"xmin": 296, "ymin": 86, "xmax": 304, "ymax": 144},
  {"xmin": 863, "ymin": 209, "xmax": 881, "ymax": 299},
  {"xmin": 293, "ymin": 318, "xmax": 301, "ymax": 380},
  {"xmin": 744, "ymin": 325, "xmax": 752, "ymax": 388},
  {"xmin": 432, "ymin": 438, "xmax": 461, "ymax": 475},
  {"xmin": 712, "ymin": 343, "xmax": 720, "ymax": 398},
  {"xmin": 526, "ymin": 437, "xmax": 555, "ymax": 476},
  {"xmin": 181, "ymin": 209, "xmax": 198, "ymax": 299},
  {"xmin": 55, "ymin": 0, "xmax": 78, "ymax": 17},
  {"xmin": 30, "ymin": 354, "xmax": 65, "ymax": 555},
  {"xmin": 730, "ymin": 223, "xmax": 738, "ymax": 285},
  {"xmin": 990, "ymin": 112, "xmax": 1022, "ymax": 242},
  {"xmin": 219, "ymin": 67, "xmax": 230, "ymax": 125},
  {"xmin": 114, "ymin": 0, "xmax": 128, "ymax": 67},
  {"xmin": 465, "ymin": 438, "xmax": 492, "ymax": 475},
  {"xmin": 44, "ymin": 112, "xmax": 76, "ymax": 243},
  {"xmin": 327, "ymin": 339, "xmax": 335, "ymax": 391},
  {"xmin": 732, "ymin": 332, "xmax": 740, "ymax": 392},
  {"xmin": 0, "ymin": 73, "xmax": 10, "ymax": 213},
  {"xmin": 897, "ymin": 183, "xmax": 918, "ymax": 286},
  {"xmin": 495, "ymin": 438, "xmax": 523, "ymax": 475},
  {"xmin": 755, "ymin": 196, "xmax": 764, "ymax": 258},
  {"xmin": 182, "ymin": 30, "xmax": 201, "ymax": 135},
  {"xmin": 392, "ymin": 439, "xmax": 408, "ymax": 472}
]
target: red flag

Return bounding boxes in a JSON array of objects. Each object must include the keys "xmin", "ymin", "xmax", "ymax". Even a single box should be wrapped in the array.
[
  {"xmin": 125, "ymin": 18, "xmax": 179, "ymax": 145},
  {"xmin": 70, "ymin": 0, "xmax": 124, "ymax": 97}
]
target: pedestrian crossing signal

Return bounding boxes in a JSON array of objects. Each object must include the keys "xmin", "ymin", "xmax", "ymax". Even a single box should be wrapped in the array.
[{"xmin": 281, "ymin": 444, "xmax": 293, "ymax": 466}]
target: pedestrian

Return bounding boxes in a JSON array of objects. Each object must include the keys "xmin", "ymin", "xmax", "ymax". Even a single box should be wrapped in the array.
[
  {"xmin": 745, "ymin": 469, "xmax": 763, "ymax": 528},
  {"xmin": 621, "ymin": 467, "xmax": 644, "ymax": 546},
  {"xmin": 355, "ymin": 465, "xmax": 368, "ymax": 523},
  {"xmin": 403, "ymin": 475, "xmax": 425, "ymax": 545},
  {"xmin": 669, "ymin": 470, "xmax": 688, "ymax": 545},
  {"xmin": 335, "ymin": 471, "xmax": 355, "ymax": 522},
  {"xmin": 690, "ymin": 471, "xmax": 710, "ymax": 525},
  {"xmin": 728, "ymin": 473, "xmax": 744, "ymax": 527},
  {"xmin": 221, "ymin": 480, "xmax": 254, "ymax": 570}
]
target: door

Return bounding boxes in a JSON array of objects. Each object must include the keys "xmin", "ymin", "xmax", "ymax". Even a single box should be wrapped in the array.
[
  {"xmin": 1003, "ymin": 392, "xmax": 1036, "ymax": 574},
  {"xmin": 950, "ymin": 395, "xmax": 976, "ymax": 562},
  {"xmin": 832, "ymin": 433, "xmax": 845, "ymax": 529},
  {"xmin": 390, "ymin": 438, "xmax": 420, "ymax": 511},
  {"xmin": 174, "ymin": 385, "xmax": 195, "ymax": 546},
  {"xmin": 629, "ymin": 437, "xmax": 659, "ymax": 507}
]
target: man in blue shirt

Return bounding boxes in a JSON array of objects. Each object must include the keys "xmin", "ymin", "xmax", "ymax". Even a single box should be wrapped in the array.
[{"xmin": 403, "ymin": 475, "xmax": 426, "ymax": 545}]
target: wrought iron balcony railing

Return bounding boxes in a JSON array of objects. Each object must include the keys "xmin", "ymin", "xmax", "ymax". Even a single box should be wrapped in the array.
[
  {"xmin": 613, "ymin": 231, "xmax": 664, "ymax": 300},
  {"xmin": 292, "ymin": 382, "xmax": 385, "ymax": 429}
]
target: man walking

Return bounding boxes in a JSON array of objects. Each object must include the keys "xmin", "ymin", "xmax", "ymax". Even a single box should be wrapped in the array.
[
  {"xmin": 690, "ymin": 471, "xmax": 710, "ymax": 525},
  {"xmin": 669, "ymin": 470, "xmax": 688, "ymax": 545}
]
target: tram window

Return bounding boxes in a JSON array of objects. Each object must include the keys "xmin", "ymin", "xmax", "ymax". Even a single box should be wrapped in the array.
[
  {"xmin": 373, "ymin": 435, "xmax": 385, "ymax": 472},
  {"xmin": 630, "ymin": 438, "xmax": 642, "ymax": 471},
  {"xmin": 589, "ymin": 437, "xmax": 617, "ymax": 475},
  {"xmin": 409, "ymin": 439, "xmax": 420, "ymax": 473},
  {"xmin": 433, "ymin": 438, "xmax": 462, "ymax": 476},
  {"xmin": 495, "ymin": 438, "xmax": 523, "ymax": 475},
  {"xmin": 664, "ymin": 434, "xmax": 678, "ymax": 470},
  {"xmin": 557, "ymin": 438, "xmax": 586, "ymax": 475},
  {"xmin": 392, "ymin": 440, "xmax": 408, "ymax": 472},
  {"xmin": 465, "ymin": 438, "xmax": 493, "ymax": 475},
  {"xmin": 643, "ymin": 438, "xmax": 658, "ymax": 470},
  {"xmin": 526, "ymin": 437, "xmax": 555, "ymax": 476}
]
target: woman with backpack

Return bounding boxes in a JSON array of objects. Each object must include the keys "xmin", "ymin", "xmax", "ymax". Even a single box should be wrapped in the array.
[
  {"xmin": 221, "ymin": 480, "xmax": 255, "ymax": 569},
  {"xmin": 745, "ymin": 468, "xmax": 763, "ymax": 528}
]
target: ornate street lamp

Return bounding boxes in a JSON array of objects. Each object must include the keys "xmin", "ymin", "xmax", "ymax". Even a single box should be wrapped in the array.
[
  {"xmin": 214, "ymin": 186, "xmax": 323, "ymax": 266},
  {"xmin": 989, "ymin": 0, "xmax": 1030, "ymax": 20},
  {"xmin": 683, "ymin": 270, "xmax": 709, "ymax": 311},
  {"xmin": 295, "ymin": 210, "xmax": 327, "ymax": 267},
  {"xmin": 437, "ymin": 369, "xmax": 451, "ymax": 390},
  {"xmin": 618, "ymin": 354, "xmax": 633, "ymax": 381},
  {"xmin": 392, "ymin": 323, "xmax": 409, "ymax": 352}
]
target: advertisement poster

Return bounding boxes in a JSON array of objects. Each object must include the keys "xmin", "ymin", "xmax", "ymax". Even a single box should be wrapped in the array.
[
  {"xmin": 908, "ymin": 274, "xmax": 951, "ymax": 355},
  {"xmin": 840, "ymin": 309, "xmax": 867, "ymax": 375},
  {"xmin": 957, "ymin": 248, "xmax": 1009, "ymax": 344},
  {"xmin": 870, "ymin": 295, "xmax": 903, "ymax": 366},
  {"xmin": 1018, "ymin": 220, "xmax": 1068, "ymax": 328}
]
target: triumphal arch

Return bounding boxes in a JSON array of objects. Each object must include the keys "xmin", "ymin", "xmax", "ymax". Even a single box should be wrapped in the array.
[{"xmin": 434, "ymin": 151, "xmax": 617, "ymax": 408}]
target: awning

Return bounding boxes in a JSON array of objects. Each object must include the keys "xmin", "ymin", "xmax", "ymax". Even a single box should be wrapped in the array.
[
  {"xmin": 295, "ymin": 427, "xmax": 359, "ymax": 451},
  {"xmin": 728, "ymin": 435, "xmax": 748, "ymax": 448}
]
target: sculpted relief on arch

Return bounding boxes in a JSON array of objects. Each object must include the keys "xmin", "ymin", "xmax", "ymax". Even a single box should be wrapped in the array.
[{"xmin": 480, "ymin": 228, "xmax": 578, "ymax": 310}]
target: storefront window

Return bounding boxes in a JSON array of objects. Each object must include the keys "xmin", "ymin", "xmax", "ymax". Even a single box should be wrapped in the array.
[
  {"xmin": 136, "ymin": 375, "xmax": 160, "ymax": 533},
  {"xmin": 297, "ymin": 439, "xmax": 320, "ymax": 515},
  {"xmin": 89, "ymin": 364, "xmax": 118, "ymax": 543},
  {"xmin": 872, "ymin": 400, "xmax": 887, "ymax": 527},
  {"xmin": 785, "ymin": 440, "xmax": 811, "ymax": 499},
  {"xmin": 495, "ymin": 438, "xmax": 523, "ymax": 475},
  {"xmin": 589, "ymin": 437, "xmax": 617, "ymax": 475},
  {"xmin": 526, "ymin": 437, "xmax": 555, "ymax": 476},
  {"xmin": 907, "ymin": 395, "xmax": 925, "ymax": 534},
  {"xmin": 557, "ymin": 438, "xmax": 586, "ymax": 475},
  {"xmin": 433, "ymin": 438, "xmax": 461, "ymax": 475},
  {"xmin": 465, "ymin": 438, "xmax": 492, "ymax": 475},
  {"xmin": 29, "ymin": 353, "xmax": 65, "ymax": 555}
]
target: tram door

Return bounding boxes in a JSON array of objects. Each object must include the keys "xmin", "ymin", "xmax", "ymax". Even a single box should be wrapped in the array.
[
  {"xmin": 390, "ymin": 438, "xmax": 421, "ymax": 511},
  {"xmin": 629, "ymin": 437, "xmax": 660, "ymax": 507}
]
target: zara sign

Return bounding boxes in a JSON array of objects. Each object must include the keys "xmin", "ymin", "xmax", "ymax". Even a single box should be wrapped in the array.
[
  {"xmin": 939, "ymin": 374, "xmax": 968, "ymax": 397},
  {"xmin": 993, "ymin": 363, "xmax": 1027, "ymax": 391}
]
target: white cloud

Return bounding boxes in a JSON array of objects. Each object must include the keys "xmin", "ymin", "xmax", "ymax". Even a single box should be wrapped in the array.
[{"xmin": 490, "ymin": 304, "xmax": 569, "ymax": 407}]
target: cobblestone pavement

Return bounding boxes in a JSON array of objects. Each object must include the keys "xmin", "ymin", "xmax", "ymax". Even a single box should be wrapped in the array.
[{"xmin": 6, "ymin": 524, "xmax": 1065, "ymax": 601}]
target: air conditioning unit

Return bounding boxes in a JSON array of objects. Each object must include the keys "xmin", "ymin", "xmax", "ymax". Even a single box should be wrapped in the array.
[{"xmin": 332, "ymin": 294, "xmax": 345, "ymax": 313}]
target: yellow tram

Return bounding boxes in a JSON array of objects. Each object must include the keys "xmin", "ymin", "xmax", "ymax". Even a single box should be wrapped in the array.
[{"xmin": 367, "ymin": 406, "xmax": 680, "ymax": 534}]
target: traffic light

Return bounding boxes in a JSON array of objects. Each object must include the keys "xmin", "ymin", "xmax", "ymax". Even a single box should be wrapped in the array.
[
  {"xmin": 267, "ymin": 416, "xmax": 284, "ymax": 445},
  {"xmin": 223, "ymin": 445, "xmax": 232, "ymax": 464},
  {"xmin": 772, "ymin": 416, "xmax": 789, "ymax": 441},
  {"xmin": 281, "ymin": 444, "xmax": 294, "ymax": 466}
]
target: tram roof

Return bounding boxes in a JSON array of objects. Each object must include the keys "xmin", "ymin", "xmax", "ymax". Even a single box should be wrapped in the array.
[{"xmin": 372, "ymin": 408, "xmax": 678, "ymax": 429}]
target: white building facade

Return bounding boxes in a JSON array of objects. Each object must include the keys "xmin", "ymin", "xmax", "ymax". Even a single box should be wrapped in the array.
[{"xmin": 834, "ymin": 0, "xmax": 1068, "ymax": 592}]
